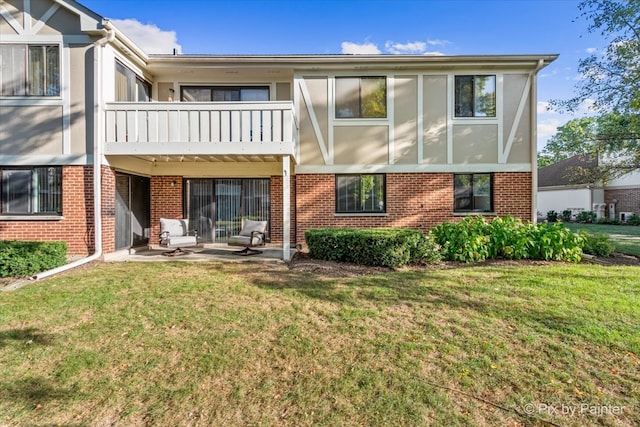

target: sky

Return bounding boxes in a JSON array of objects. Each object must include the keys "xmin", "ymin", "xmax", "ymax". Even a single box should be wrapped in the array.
[{"xmin": 78, "ymin": 0, "xmax": 608, "ymax": 151}]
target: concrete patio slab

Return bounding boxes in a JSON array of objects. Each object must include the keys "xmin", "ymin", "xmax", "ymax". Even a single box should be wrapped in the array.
[{"xmin": 104, "ymin": 244, "xmax": 295, "ymax": 263}]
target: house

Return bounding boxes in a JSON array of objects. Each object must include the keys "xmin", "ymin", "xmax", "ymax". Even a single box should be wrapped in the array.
[
  {"xmin": 0, "ymin": 0, "xmax": 557, "ymax": 261},
  {"xmin": 538, "ymin": 154, "xmax": 640, "ymax": 221}
]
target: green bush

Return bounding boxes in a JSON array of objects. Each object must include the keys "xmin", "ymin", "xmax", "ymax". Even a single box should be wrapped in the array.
[
  {"xmin": 627, "ymin": 214, "xmax": 640, "ymax": 226},
  {"xmin": 305, "ymin": 228, "xmax": 441, "ymax": 268},
  {"xmin": 580, "ymin": 232, "xmax": 615, "ymax": 257},
  {"xmin": 576, "ymin": 211, "xmax": 597, "ymax": 223},
  {"xmin": 0, "ymin": 241, "xmax": 67, "ymax": 278},
  {"xmin": 431, "ymin": 216, "xmax": 584, "ymax": 263},
  {"xmin": 561, "ymin": 210, "xmax": 573, "ymax": 222},
  {"xmin": 596, "ymin": 217, "xmax": 621, "ymax": 225},
  {"xmin": 546, "ymin": 210, "xmax": 558, "ymax": 222}
]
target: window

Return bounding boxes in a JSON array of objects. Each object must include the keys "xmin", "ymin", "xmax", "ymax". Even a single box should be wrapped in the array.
[
  {"xmin": 0, "ymin": 44, "xmax": 60, "ymax": 96},
  {"xmin": 1, "ymin": 167, "xmax": 62, "ymax": 215},
  {"xmin": 454, "ymin": 173, "xmax": 492, "ymax": 212},
  {"xmin": 335, "ymin": 77, "xmax": 387, "ymax": 118},
  {"xmin": 336, "ymin": 174, "xmax": 385, "ymax": 213},
  {"xmin": 184, "ymin": 178, "xmax": 270, "ymax": 243},
  {"xmin": 115, "ymin": 61, "xmax": 151, "ymax": 102},
  {"xmin": 454, "ymin": 75, "xmax": 496, "ymax": 117},
  {"xmin": 181, "ymin": 86, "xmax": 269, "ymax": 102}
]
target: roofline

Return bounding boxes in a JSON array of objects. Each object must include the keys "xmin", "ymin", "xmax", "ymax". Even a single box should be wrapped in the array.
[{"xmin": 146, "ymin": 53, "xmax": 558, "ymax": 69}]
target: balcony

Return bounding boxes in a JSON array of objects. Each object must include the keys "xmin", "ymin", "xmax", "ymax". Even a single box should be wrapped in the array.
[{"xmin": 103, "ymin": 101, "xmax": 298, "ymax": 162}]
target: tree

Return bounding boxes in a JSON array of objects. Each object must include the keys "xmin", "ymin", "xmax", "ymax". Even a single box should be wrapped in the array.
[
  {"xmin": 552, "ymin": 0, "xmax": 640, "ymax": 114},
  {"xmin": 538, "ymin": 112, "xmax": 640, "ymax": 182},
  {"xmin": 547, "ymin": 0, "xmax": 639, "ymax": 176}
]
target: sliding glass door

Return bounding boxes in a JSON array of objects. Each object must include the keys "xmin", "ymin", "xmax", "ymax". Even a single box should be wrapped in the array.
[
  {"xmin": 115, "ymin": 173, "xmax": 150, "ymax": 250},
  {"xmin": 185, "ymin": 178, "xmax": 270, "ymax": 243}
]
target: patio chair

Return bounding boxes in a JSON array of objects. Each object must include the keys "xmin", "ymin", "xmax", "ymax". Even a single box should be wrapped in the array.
[
  {"xmin": 159, "ymin": 218, "xmax": 198, "ymax": 256},
  {"xmin": 227, "ymin": 219, "xmax": 267, "ymax": 256}
]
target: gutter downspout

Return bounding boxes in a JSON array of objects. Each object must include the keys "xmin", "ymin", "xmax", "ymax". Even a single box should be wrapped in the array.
[
  {"xmin": 33, "ymin": 26, "xmax": 115, "ymax": 281},
  {"xmin": 530, "ymin": 59, "xmax": 545, "ymax": 224}
]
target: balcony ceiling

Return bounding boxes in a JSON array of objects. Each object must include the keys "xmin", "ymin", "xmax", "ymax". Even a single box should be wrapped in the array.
[{"xmin": 127, "ymin": 154, "xmax": 283, "ymax": 164}]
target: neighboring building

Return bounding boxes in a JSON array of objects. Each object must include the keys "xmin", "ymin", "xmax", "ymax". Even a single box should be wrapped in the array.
[
  {"xmin": 0, "ymin": 0, "xmax": 556, "ymax": 260},
  {"xmin": 538, "ymin": 154, "xmax": 640, "ymax": 221}
]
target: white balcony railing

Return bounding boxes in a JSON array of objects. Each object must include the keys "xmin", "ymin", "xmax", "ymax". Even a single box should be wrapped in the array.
[{"xmin": 103, "ymin": 101, "xmax": 298, "ymax": 159}]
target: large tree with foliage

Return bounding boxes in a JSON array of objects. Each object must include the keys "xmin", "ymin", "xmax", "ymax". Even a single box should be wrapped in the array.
[{"xmin": 548, "ymin": 0, "xmax": 639, "ymax": 177}]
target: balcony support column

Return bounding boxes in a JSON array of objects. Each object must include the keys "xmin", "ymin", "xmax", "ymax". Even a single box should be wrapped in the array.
[{"xmin": 282, "ymin": 155, "xmax": 291, "ymax": 261}]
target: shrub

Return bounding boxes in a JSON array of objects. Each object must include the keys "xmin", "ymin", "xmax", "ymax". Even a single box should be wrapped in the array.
[
  {"xmin": 431, "ymin": 216, "xmax": 583, "ymax": 263},
  {"xmin": 561, "ymin": 210, "xmax": 573, "ymax": 222},
  {"xmin": 546, "ymin": 210, "xmax": 558, "ymax": 222},
  {"xmin": 0, "ymin": 241, "xmax": 67, "ymax": 278},
  {"xmin": 596, "ymin": 217, "xmax": 621, "ymax": 225},
  {"xmin": 627, "ymin": 214, "xmax": 640, "ymax": 226},
  {"xmin": 580, "ymin": 232, "xmax": 615, "ymax": 257},
  {"xmin": 576, "ymin": 211, "xmax": 597, "ymax": 223},
  {"xmin": 305, "ymin": 228, "xmax": 441, "ymax": 268}
]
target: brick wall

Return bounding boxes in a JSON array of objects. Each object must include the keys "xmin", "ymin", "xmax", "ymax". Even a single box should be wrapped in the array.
[
  {"xmin": 493, "ymin": 172, "xmax": 532, "ymax": 219},
  {"xmin": 270, "ymin": 175, "xmax": 296, "ymax": 244},
  {"xmin": 0, "ymin": 165, "xmax": 115, "ymax": 256},
  {"xmin": 295, "ymin": 172, "xmax": 532, "ymax": 244},
  {"xmin": 605, "ymin": 188, "xmax": 640, "ymax": 217},
  {"xmin": 150, "ymin": 176, "xmax": 184, "ymax": 242},
  {"xmin": 101, "ymin": 166, "xmax": 116, "ymax": 254}
]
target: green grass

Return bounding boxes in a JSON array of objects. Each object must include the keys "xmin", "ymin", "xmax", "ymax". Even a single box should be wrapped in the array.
[
  {"xmin": 1, "ymin": 262, "xmax": 639, "ymax": 426},
  {"xmin": 564, "ymin": 223, "xmax": 640, "ymax": 257}
]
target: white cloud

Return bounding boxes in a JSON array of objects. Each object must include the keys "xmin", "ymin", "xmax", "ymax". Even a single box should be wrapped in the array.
[
  {"xmin": 385, "ymin": 41, "xmax": 426, "ymax": 54},
  {"xmin": 341, "ymin": 41, "xmax": 381, "ymax": 55},
  {"xmin": 537, "ymin": 101, "xmax": 551, "ymax": 114},
  {"xmin": 427, "ymin": 39, "xmax": 451, "ymax": 46},
  {"xmin": 576, "ymin": 98, "xmax": 597, "ymax": 114},
  {"xmin": 537, "ymin": 117, "xmax": 562, "ymax": 146},
  {"xmin": 112, "ymin": 19, "xmax": 182, "ymax": 54},
  {"xmin": 342, "ymin": 39, "xmax": 449, "ymax": 55}
]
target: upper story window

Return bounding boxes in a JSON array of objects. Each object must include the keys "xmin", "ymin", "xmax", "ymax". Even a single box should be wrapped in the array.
[
  {"xmin": 454, "ymin": 75, "xmax": 496, "ymax": 117},
  {"xmin": 336, "ymin": 174, "xmax": 386, "ymax": 214},
  {"xmin": 115, "ymin": 61, "xmax": 151, "ymax": 102},
  {"xmin": 181, "ymin": 86, "xmax": 270, "ymax": 102},
  {"xmin": 454, "ymin": 173, "xmax": 493, "ymax": 213},
  {"xmin": 0, "ymin": 44, "xmax": 60, "ymax": 96},
  {"xmin": 1, "ymin": 167, "xmax": 62, "ymax": 215},
  {"xmin": 335, "ymin": 77, "xmax": 387, "ymax": 119}
]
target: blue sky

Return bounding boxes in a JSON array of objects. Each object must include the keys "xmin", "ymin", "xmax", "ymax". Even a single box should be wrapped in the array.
[{"xmin": 79, "ymin": 0, "xmax": 607, "ymax": 150}]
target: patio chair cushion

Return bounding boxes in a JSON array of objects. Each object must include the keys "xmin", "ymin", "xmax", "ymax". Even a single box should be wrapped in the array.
[
  {"xmin": 238, "ymin": 220, "xmax": 268, "ymax": 237},
  {"xmin": 228, "ymin": 234, "xmax": 264, "ymax": 247},
  {"xmin": 160, "ymin": 218, "xmax": 188, "ymax": 237},
  {"xmin": 164, "ymin": 235, "xmax": 197, "ymax": 249}
]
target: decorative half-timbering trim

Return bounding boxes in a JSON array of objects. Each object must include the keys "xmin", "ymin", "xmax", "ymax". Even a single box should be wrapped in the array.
[{"xmin": 298, "ymin": 78, "xmax": 330, "ymax": 164}]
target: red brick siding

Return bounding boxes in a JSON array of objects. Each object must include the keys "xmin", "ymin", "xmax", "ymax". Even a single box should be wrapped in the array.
[
  {"xmin": 101, "ymin": 166, "xmax": 116, "ymax": 254},
  {"xmin": 493, "ymin": 172, "xmax": 532, "ymax": 218},
  {"xmin": 150, "ymin": 176, "xmax": 184, "ymax": 242},
  {"xmin": 605, "ymin": 188, "xmax": 640, "ymax": 217},
  {"xmin": 0, "ymin": 165, "xmax": 117, "ymax": 256},
  {"xmin": 270, "ymin": 175, "xmax": 296, "ymax": 244},
  {"xmin": 296, "ymin": 172, "xmax": 532, "ymax": 244}
]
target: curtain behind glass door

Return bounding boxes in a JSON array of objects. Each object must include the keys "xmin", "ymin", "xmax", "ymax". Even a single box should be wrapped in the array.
[
  {"xmin": 185, "ymin": 178, "xmax": 270, "ymax": 243},
  {"xmin": 187, "ymin": 179, "xmax": 215, "ymax": 243}
]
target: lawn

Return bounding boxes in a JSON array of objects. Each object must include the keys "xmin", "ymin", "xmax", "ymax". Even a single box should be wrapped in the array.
[
  {"xmin": 564, "ymin": 223, "xmax": 640, "ymax": 257},
  {"xmin": 1, "ymin": 261, "xmax": 638, "ymax": 426}
]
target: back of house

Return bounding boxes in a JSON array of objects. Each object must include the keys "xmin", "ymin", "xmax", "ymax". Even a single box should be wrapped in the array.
[{"xmin": 0, "ymin": 0, "xmax": 557, "ymax": 260}]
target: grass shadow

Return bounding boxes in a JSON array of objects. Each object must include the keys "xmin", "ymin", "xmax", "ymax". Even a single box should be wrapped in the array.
[
  {"xmin": 1, "ymin": 376, "xmax": 75, "ymax": 411},
  {"xmin": 0, "ymin": 327, "xmax": 55, "ymax": 348}
]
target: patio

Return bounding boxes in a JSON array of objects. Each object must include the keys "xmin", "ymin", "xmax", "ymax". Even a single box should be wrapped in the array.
[{"xmin": 104, "ymin": 244, "xmax": 296, "ymax": 263}]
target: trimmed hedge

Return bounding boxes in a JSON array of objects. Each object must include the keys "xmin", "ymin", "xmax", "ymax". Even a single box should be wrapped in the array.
[
  {"xmin": 305, "ymin": 228, "xmax": 441, "ymax": 267},
  {"xmin": 431, "ymin": 216, "xmax": 584, "ymax": 263},
  {"xmin": 581, "ymin": 232, "xmax": 616, "ymax": 257},
  {"xmin": 0, "ymin": 241, "xmax": 67, "ymax": 278}
]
